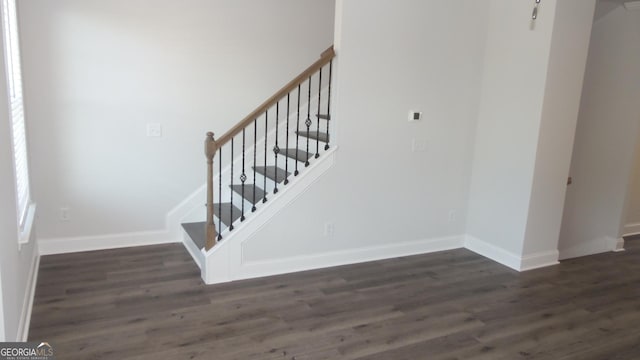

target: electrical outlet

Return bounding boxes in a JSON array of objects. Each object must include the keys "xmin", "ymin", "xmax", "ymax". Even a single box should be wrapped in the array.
[
  {"xmin": 324, "ymin": 222, "xmax": 335, "ymax": 237},
  {"xmin": 146, "ymin": 123, "xmax": 162, "ymax": 137},
  {"xmin": 60, "ymin": 207, "xmax": 70, "ymax": 222}
]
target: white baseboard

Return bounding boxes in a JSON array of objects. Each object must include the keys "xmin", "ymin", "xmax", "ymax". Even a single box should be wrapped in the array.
[
  {"xmin": 558, "ymin": 236, "xmax": 621, "ymax": 260},
  {"xmin": 17, "ymin": 253, "xmax": 39, "ymax": 341},
  {"xmin": 464, "ymin": 235, "xmax": 559, "ymax": 271},
  {"xmin": 464, "ymin": 235, "xmax": 522, "ymax": 271},
  {"xmin": 520, "ymin": 250, "xmax": 560, "ymax": 271},
  {"xmin": 38, "ymin": 230, "xmax": 180, "ymax": 255},
  {"xmin": 204, "ymin": 234, "xmax": 465, "ymax": 284},
  {"xmin": 207, "ymin": 232, "xmax": 568, "ymax": 285},
  {"xmin": 234, "ymin": 235, "xmax": 466, "ymax": 283},
  {"xmin": 623, "ymin": 222, "xmax": 640, "ymax": 237}
]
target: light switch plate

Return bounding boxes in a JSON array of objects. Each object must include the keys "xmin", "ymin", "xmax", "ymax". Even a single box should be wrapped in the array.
[{"xmin": 408, "ymin": 111, "xmax": 422, "ymax": 122}]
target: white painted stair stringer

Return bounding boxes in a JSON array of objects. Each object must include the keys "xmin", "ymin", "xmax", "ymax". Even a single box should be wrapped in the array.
[
  {"xmin": 182, "ymin": 229, "xmax": 204, "ymax": 269},
  {"xmin": 201, "ymin": 146, "xmax": 338, "ymax": 284}
]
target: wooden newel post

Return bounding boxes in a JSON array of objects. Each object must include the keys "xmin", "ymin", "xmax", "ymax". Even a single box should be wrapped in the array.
[{"xmin": 205, "ymin": 132, "xmax": 218, "ymax": 251}]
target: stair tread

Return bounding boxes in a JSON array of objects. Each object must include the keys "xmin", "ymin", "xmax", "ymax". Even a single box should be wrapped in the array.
[
  {"xmin": 253, "ymin": 166, "xmax": 290, "ymax": 184},
  {"xmin": 280, "ymin": 148, "xmax": 312, "ymax": 162},
  {"xmin": 215, "ymin": 202, "xmax": 242, "ymax": 227},
  {"xmin": 316, "ymin": 114, "xmax": 331, "ymax": 120},
  {"xmin": 181, "ymin": 202, "xmax": 240, "ymax": 248},
  {"xmin": 296, "ymin": 131, "xmax": 330, "ymax": 143},
  {"xmin": 230, "ymin": 184, "xmax": 267, "ymax": 204},
  {"xmin": 182, "ymin": 222, "xmax": 206, "ymax": 249}
]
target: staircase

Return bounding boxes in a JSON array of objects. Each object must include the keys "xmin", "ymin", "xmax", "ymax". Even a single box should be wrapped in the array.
[{"xmin": 180, "ymin": 46, "xmax": 336, "ymax": 283}]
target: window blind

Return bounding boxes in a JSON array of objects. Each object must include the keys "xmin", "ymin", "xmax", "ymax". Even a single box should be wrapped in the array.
[{"xmin": 2, "ymin": 0, "xmax": 30, "ymax": 229}]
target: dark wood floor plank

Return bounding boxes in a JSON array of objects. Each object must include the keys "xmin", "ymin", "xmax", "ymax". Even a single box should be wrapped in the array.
[{"xmin": 28, "ymin": 239, "xmax": 640, "ymax": 359}]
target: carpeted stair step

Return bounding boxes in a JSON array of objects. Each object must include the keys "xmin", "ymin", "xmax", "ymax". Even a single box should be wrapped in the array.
[
  {"xmin": 214, "ymin": 202, "xmax": 242, "ymax": 227},
  {"xmin": 181, "ymin": 222, "xmax": 206, "ymax": 249},
  {"xmin": 230, "ymin": 184, "xmax": 267, "ymax": 204},
  {"xmin": 253, "ymin": 166, "xmax": 290, "ymax": 184},
  {"xmin": 279, "ymin": 149, "xmax": 312, "ymax": 162},
  {"xmin": 296, "ymin": 131, "xmax": 330, "ymax": 143},
  {"xmin": 181, "ymin": 201, "xmax": 240, "ymax": 249}
]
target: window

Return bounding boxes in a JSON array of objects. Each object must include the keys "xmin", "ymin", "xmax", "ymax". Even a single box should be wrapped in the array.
[{"xmin": 2, "ymin": 0, "xmax": 33, "ymax": 243}]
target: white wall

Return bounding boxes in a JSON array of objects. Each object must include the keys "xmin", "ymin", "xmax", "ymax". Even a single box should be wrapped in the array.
[
  {"xmin": 467, "ymin": 0, "xmax": 595, "ymax": 268},
  {"xmin": 625, "ymin": 137, "xmax": 640, "ymax": 234},
  {"xmin": 240, "ymin": 0, "xmax": 489, "ymax": 262},
  {"xmin": 559, "ymin": 5, "xmax": 640, "ymax": 258},
  {"xmin": 0, "ymin": 271, "xmax": 4, "ymax": 341},
  {"xmin": 18, "ymin": 0, "xmax": 335, "ymax": 241},
  {"xmin": 12, "ymin": 0, "xmax": 612, "ymax": 287},
  {"xmin": 467, "ymin": 0, "xmax": 558, "ymax": 257},
  {"xmin": 0, "ymin": 22, "xmax": 38, "ymax": 339},
  {"xmin": 522, "ymin": 0, "xmax": 595, "ymax": 256}
]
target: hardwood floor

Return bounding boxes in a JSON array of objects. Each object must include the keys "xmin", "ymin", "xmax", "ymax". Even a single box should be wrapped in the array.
[{"xmin": 29, "ymin": 238, "xmax": 640, "ymax": 359}]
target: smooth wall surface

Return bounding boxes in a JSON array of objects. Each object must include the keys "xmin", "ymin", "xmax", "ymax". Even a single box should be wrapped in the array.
[
  {"xmin": 0, "ymin": 28, "xmax": 38, "ymax": 340},
  {"xmin": 241, "ymin": 0, "xmax": 488, "ymax": 262},
  {"xmin": 18, "ymin": 0, "xmax": 335, "ymax": 240},
  {"xmin": 624, "ymin": 136, "xmax": 640, "ymax": 233},
  {"xmin": 0, "ymin": 272, "xmax": 3, "ymax": 341},
  {"xmin": 522, "ymin": 0, "xmax": 595, "ymax": 256},
  {"xmin": 467, "ymin": 0, "xmax": 557, "ymax": 257},
  {"xmin": 559, "ymin": 5, "xmax": 640, "ymax": 257}
]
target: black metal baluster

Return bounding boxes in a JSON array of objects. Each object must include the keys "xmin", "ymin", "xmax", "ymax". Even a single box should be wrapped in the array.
[
  {"xmin": 240, "ymin": 129, "xmax": 246, "ymax": 221},
  {"xmin": 315, "ymin": 67, "xmax": 322, "ymax": 159},
  {"xmin": 252, "ymin": 119, "xmax": 257, "ymax": 212},
  {"xmin": 325, "ymin": 60, "xmax": 333, "ymax": 151},
  {"xmin": 273, "ymin": 101, "xmax": 280, "ymax": 194},
  {"xmin": 218, "ymin": 150, "xmax": 222, "ymax": 240},
  {"xmin": 229, "ymin": 138, "xmax": 234, "ymax": 231},
  {"xmin": 284, "ymin": 93, "xmax": 290, "ymax": 185},
  {"xmin": 263, "ymin": 110, "xmax": 268, "ymax": 203},
  {"xmin": 305, "ymin": 76, "xmax": 312, "ymax": 167},
  {"xmin": 295, "ymin": 84, "xmax": 301, "ymax": 176}
]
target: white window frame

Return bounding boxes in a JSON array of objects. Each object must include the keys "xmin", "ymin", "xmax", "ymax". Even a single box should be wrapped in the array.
[{"xmin": 1, "ymin": 0, "xmax": 35, "ymax": 246}]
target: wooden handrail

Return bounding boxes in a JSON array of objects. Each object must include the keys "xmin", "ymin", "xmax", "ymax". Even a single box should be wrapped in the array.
[{"xmin": 216, "ymin": 45, "xmax": 335, "ymax": 147}]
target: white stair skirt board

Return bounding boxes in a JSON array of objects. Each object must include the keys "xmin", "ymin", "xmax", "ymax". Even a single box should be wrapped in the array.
[
  {"xmin": 201, "ymin": 146, "xmax": 338, "ymax": 284},
  {"xmin": 38, "ymin": 230, "xmax": 179, "ymax": 256},
  {"xmin": 558, "ymin": 236, "xmax": 624, "ymax": 260},
  {"xmin": 464, "ymin": 235, "xmax": 559, "ymax": 272},
  {"xmin": 623, "ymin": 222, "xmax": 640, "ymax": 237},
  {"xmin": 17, "ymin": 254, "xmax": 39, "ymax": 341}
]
